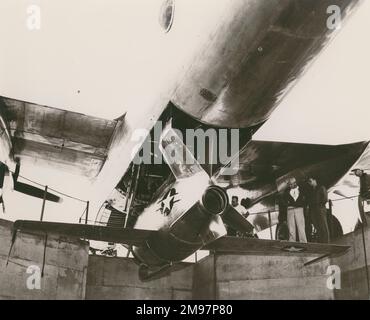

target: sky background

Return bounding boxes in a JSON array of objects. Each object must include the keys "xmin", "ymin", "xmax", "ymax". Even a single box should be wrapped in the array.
[{"xmin": 0, "ymin": 0, "xmax": 369, "ymax": 235}]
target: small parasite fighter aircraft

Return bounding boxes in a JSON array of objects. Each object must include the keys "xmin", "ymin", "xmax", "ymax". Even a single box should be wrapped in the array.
[
  {"xmin": 2, "ymin": 0, "xmax": 364, "ymax": 280},
  {"xmin": 12, "ymin": 122, "xmax": 366, "ymax": 280}
]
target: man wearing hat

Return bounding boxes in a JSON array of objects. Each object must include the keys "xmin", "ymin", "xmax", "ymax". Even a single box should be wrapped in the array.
[{"xmin": 352, "ymin": 168, "xmax": 370, "ymax": 225}]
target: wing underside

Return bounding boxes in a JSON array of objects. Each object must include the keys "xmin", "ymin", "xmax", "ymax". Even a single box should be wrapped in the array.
[
  {"xmin": 203, "ymin": 236, "xmax": 350, "ymax": 256},
  {"xmin": 13, "ymin": 220, "xmax": 155, "ymax": 246},
  {"xmin": 0, "ymin": 97, "xmax": 118, "ymax": 178},
  {"xmin": 13, "ymin": 220, "xmax": 350, "ymax": 258},
  {"xmin": 215, "ymin": 140, "xmax": 369, "ymax": 190},
  {"xmin": 212, "ymin": 140, "xmax": 369, "ymax": 233}
]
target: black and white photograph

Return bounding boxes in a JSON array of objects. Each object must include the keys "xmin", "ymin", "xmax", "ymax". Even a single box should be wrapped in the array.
[{"xmin": 0, "ymin": 0, "xmax": 369, "ymax": 303}]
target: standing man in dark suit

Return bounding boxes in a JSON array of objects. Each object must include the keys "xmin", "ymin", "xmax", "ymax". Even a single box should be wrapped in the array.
[
  {"xmin": 280, "ymin": 177, "xmax": 307, "ymax": 243},
  {"xmin": 352, "ymin": 168, "xmax": 370, "ymax": 226},
  {"xmin": 307, "ymin": 177, "xmax": 330, "ymax": 243}
]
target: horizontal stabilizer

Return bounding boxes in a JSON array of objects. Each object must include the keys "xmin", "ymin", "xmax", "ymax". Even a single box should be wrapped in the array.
[{"xmin": 13, "ymin": 220, "xmax": 156, "ymax": 246}]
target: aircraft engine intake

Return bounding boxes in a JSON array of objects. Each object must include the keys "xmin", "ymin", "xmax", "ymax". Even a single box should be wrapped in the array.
[{"xmin": 201, "ymin": 186, "xmax": 228, "ymax": 216}]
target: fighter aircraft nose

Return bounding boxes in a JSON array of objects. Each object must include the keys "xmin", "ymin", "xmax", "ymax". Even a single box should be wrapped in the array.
[{"xmin": 201, "ymin": 186, "xmax": 229, "ymax": 215}]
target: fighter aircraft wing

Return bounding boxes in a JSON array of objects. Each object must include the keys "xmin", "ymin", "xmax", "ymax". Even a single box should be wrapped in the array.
[
  {"xmin": 13, "ymin": 220, "xmax": 155, "ymax": 246},
  {"xmin": 0, "ymin": 96, "xmax": 118, "ymax": 178},
  {"xmin": 203, "ymin": 236, "xmax": 350, "ymax": 256}
]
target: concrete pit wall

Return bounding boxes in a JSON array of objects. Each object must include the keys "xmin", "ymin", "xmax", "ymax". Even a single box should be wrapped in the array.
[
  {"xmin": 1, "ymin": 215, "xmax": 370, "ymax": 300},
  {"xmin": 193, "ymin": 253, "xmax": 334, "ymax": 300},
  {"xmin": 0, "ymin": 219, "xmax": 89, "ymax": 300},
  {"xmin": 86, "ymin": 255, "xmax": 194, "ymax": 300},
  {"xmin": 192, "ymin": 225, "xmax": 370, "ymax": 300},
  {"xmin": 330, "ymin": 226, "xmax": 370, "ymax": 300}
]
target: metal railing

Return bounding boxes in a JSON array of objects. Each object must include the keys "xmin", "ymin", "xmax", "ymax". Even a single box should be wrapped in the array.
[{"xmin": 12, "ymin": 173, "xmax": 90, "ymax": 223}]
